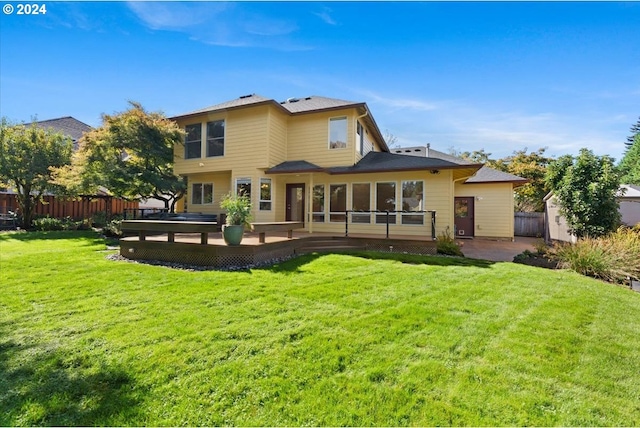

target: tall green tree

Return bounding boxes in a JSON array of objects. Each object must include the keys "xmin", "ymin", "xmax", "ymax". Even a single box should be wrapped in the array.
[
  {"xmin": 492, "ymin": 148, "xmax": 552, "ymax": 212},
  {"xmin": 619, "ymin": 134, "xmax": 640, "ymax": 185},
  {"xmin": 54, "ymin": 102, "xmax": 186, "ymax": 212},
  {"xmin": 0, "ymin": 118, "xmax": 73, "ymax": 227},
  {"xmin": 546, "ymin": 148, "xmax": 621, "ymax": 238},
  {"xmin": 625, "ymin": 117, "xmax": 640, "ymax": 149}
]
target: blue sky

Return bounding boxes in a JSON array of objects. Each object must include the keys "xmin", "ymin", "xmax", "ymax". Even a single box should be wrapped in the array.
[{"xmin": 1, "ymin": 1, "xmax": 639, "ymax": 162}]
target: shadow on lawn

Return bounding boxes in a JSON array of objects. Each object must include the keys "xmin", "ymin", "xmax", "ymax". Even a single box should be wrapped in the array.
[
  {"xmin": 266, "ymin": 251, "xmax": 494, "ymax": 274},
  {"xmin": 0, "ymin": 323, "xmax": 144, "ymax": 426},
  {"xmin": 0, "ymin": 230, "xmax": 106, "ymax": 246}
]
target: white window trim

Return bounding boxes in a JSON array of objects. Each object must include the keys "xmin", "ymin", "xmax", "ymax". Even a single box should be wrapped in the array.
[
  {"xmin": 312, "ymin": 184, "xmax": 326, "ymax": 223},
  {"xmin": 259, "ymin": 178, "xmax": 272, "ymax": 211},
  {"xmin": 191, "ymin": 182, "xmax": 214, "ymax": 205},
  {"xmin": 351, "ymin": 182, "xmax": 371, "ymax": 224},
  {"xmin": 235, "ymin": 178, "xmax": 252, "ymax": 201},
  {"xmin": 328, "ymin": 116, "xmax": 348, "ymax": 150},
  {"xmin": 375, "ymin": 181, "xmax": 397, "ymax": 224},
  {"xmin": 401, "ymin": 180, "xmax": 425, "ymax": 226},
  {"xmin": 329, "ymin": 183, "xmax": 348, "ymax": 223}
]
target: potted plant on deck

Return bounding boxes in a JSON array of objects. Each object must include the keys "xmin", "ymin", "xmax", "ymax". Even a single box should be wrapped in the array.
[{"xmin": 220, "ymin": 192, "xmax": 252, "ymax": 245}]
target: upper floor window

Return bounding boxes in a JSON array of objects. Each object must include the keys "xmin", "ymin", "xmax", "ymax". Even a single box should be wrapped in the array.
[
  {"xmin": 329, "ymin": 117, "xmax": 347, "ymax": 149},
  {"xmin": 206, "ymin": 120, "xmax": 225, "ymax": 157},
  {"xmin": 185, "ymin": 124, "xmax": 202, "ymax": 159}
]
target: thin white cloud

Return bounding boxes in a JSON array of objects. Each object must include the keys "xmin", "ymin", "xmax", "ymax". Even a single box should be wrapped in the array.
[
  {"xmin": 314, "ymin": 7, "xmax": 338, "ymax": 26},
  {"xmin": 127, "ymin": 2, "xmax": 310, "ymax": 51},
  {"xmin": 360, "ymin": 90, "xmax": 439, "ymax": 112}
]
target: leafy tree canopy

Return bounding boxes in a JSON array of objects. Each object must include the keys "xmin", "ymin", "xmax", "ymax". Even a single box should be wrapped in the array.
[
  {"xmin": 546, "ymin": 148, "xmax": 621, "ymax": 238},
  {"xmin": 0, "ymin": 118, "xmax": 73, "ymax": 227},
  {"xmin": 492, "ymin": 148, "xmax": 553, "ymax": 212},
  {"xmin": 450, "ymin": 147, "xmax": 552, "ymax": 212},
  {"xmin": 54, "ymin": 102, "xmax": 186, "ymax": 212}
]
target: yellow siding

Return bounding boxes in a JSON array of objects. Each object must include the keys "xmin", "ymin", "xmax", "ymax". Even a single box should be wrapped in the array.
[
  {"xmin": 267, "ymin": 108, "xmax": 288, "ymax": 167},
  {"xmin": 455, "ymin": 183, "xmax": 514, "ymax": 239},
  {"xmin": 184, "ymin": 171, "xmax": 231, "ymax": 214},
  {"xmin": 286, "ymin": 109, "xmax": 357, "ymax": 167},
  {"xmin": 173, "ymin": 105, "xmax": 270, "ymax": 176}
]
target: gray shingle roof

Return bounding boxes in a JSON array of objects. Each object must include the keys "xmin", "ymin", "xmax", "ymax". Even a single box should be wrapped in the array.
[
  {"xmin": 172, "ymin": 94, "xmax": 363, "ymax": 119},
  {"xmin": 326, "ymin": 151, "xmax": 482, "ymax": 175},
  {"xmin": 34, "ymin": 116, "xmax": 92, "ymax": 142},
  {"xmin": 412, "ymin": 146, "xmax": 527, "ymax": 184},
  {"xmin": 279, "ymin": 96, "xmax": 362, "ymax": 114},
  {"xmin": 175, "ymin": 94, "xmax": 274, "ymax": 118},
  {"xmin": 265, "ymin": 160, "xmax": 324, "ymax": 174},
  {"xmin": 465, "ymin": 166, "xmax": 529, "ymax": 184}
]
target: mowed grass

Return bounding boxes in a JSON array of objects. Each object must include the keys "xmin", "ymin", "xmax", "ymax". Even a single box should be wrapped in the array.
[{"xmin": 1, "ymin": 231, "xmax": 640, "ymax": 426}]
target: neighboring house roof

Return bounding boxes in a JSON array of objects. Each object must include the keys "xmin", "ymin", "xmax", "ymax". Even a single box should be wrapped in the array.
[
  {"xmin": 34, "ymin": 116, "xmax": 92, "ymax": 142},
  {"xmin": 618, "ymin": 184, "xmax": 640, "ymax": 199}
]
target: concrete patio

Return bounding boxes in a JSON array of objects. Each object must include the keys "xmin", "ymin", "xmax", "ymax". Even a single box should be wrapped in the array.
[{"xmin": 457, "ymin": 237, "xmax": 540, "ymax": 262}]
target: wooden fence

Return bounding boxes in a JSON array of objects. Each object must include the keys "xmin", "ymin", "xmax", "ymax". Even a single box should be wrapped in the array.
[
  {"xmin": 514, "ymin": 212, "xmax": 545, "ymax": 237},
  {"xmin": 0, "ymin": 193, "xmax": 138, "ymax": 221}
]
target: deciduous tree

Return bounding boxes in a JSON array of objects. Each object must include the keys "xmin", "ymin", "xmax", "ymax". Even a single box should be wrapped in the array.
[
  {"xmin": 546, "ymin": 148, "xmax": 621, "ymax": 238},
  {"xmin": 492, "ymin": 148, "xmax": 552, "ymax": 212},
  {"xmin": 54, "ymin": 102, "xmax": 185, "ymax": 212},
  {"xmin": 0, "ymin": 118, "xmax": 73, "ymax": 227}
]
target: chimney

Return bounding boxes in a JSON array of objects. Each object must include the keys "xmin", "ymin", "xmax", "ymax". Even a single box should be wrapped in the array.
[{"xmin": 426, "ymin": 143, "xmax": 430, "ymax": 158}]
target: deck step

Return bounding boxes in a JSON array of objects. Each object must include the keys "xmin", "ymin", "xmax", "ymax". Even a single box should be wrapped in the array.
[{"xmin": 295, "ymin": 238, "xmax": 366, "ymax": 254}]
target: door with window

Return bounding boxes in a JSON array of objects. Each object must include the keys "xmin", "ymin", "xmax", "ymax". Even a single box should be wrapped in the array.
[
  {"xmin": 454, "ymin": 197, "xmax": 474, "ymax": 237},
  {"xmin": 286, "ymin": 184, "xmax": 305, "ymax": 224}
]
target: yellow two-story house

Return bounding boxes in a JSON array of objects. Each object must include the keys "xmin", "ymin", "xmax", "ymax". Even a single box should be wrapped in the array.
[{"xmin": 172, "ymin": 94, "xmax": 526, "ymax": 240}]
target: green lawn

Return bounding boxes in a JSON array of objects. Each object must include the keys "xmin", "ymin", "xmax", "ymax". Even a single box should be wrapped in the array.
[{"xmin": 1, "ymin": 231, "xmax": 639, "ymax": 426}]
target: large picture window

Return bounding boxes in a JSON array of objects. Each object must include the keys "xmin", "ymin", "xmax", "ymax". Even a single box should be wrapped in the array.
[
  {"xmin": 402, "ymin": 180, "xmax": 424, "ymax": 225},
  {"xmin": 259, "ymin": 178, "xmax": 272, "ymax": 211},
  {"xmin": 329, "ymin": 117, "xmax": 347, "ymax": 149},
  {"xmin": 185, "ymin": 124, "xmax": 201, "ymax": 159},
  {"xmin": 206, "ymin": 120, "xmax": 225, "ymax": 157},
  {"xmin": 312, "ymin": 184, "xmax": 325, "ymax": 222},
  {"xmin": 191, "ymin": 182, "xmax": 213, "ymax": 205},
  {"xmin": 376, "ymin": 182, "xmax": 396, "ymax": 224},
  {"xmin": 329, "ymin": 184, "xmax": 347, "ymax": 222},
  {"xmin": 351, "ymin": 183, "xmax": 370, "ymax": 223}
]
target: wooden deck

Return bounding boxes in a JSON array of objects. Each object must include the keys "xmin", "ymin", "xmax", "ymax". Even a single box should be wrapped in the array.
[{"xmin": 120, "ymin": 231, "xmax": 438, "ymax": 269}]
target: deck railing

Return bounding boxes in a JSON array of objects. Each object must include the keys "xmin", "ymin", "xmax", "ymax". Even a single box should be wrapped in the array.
[{"xmin": 342, "ymin": 210, "xmax": 436, "ymax": 240}]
